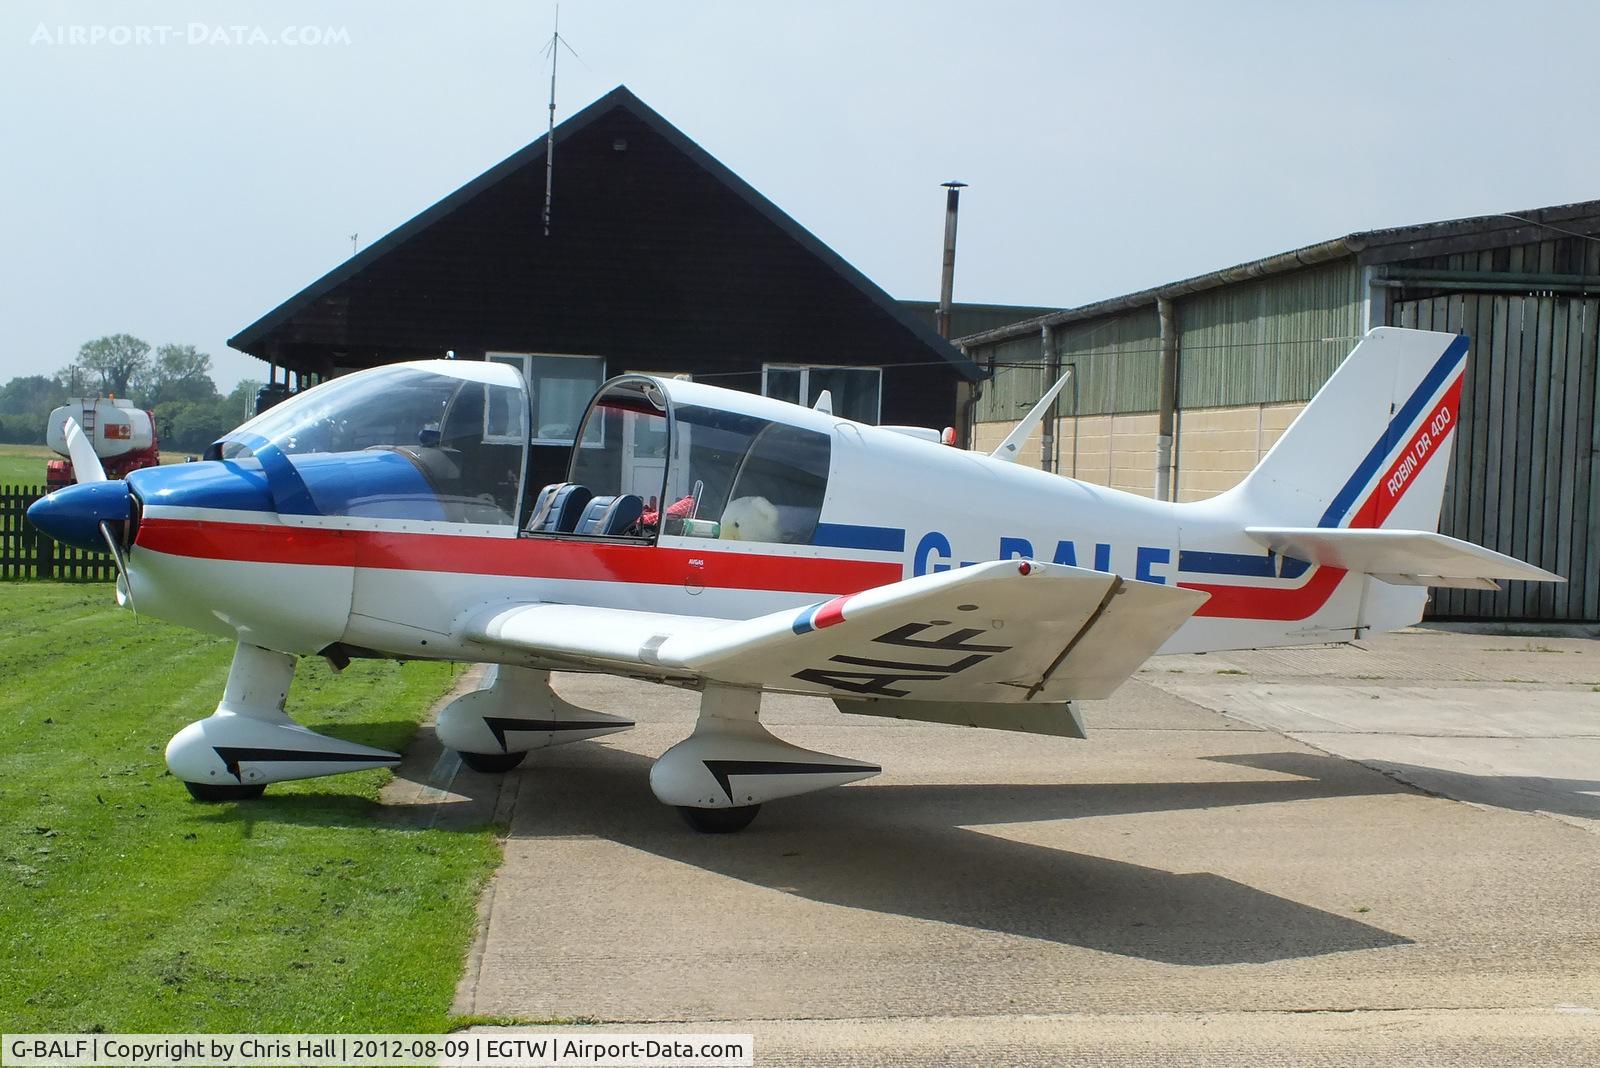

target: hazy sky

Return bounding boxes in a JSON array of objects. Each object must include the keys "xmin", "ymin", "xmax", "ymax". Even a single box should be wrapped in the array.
[{"xmin": 3, "ymin": 1, "xmax": 1598, "ymax": 391}]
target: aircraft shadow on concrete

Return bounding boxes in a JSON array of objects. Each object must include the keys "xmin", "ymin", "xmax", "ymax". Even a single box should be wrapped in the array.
[
  {"xmin": 1216, "ymin": 751, "xmax": 1600, "ymax": 823},
  {"xmin": 1348, "ymin": 759, "xmax": 1600, "ymax": 823},
  {"xmin": 428, "ymin": 742, "xmax": 1411, "ymax": 966},
  {"xmin": 209, "ymin": 726, "xmax": 1417, "ymax": 964}
]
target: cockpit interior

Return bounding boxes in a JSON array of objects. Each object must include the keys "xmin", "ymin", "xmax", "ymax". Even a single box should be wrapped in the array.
[{"xmin": 210, "ymin": 362, "xmax": 835, "ymax": 547}]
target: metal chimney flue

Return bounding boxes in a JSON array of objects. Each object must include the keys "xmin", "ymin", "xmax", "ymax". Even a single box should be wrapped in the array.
[{"xmin": 936, "ymin": 180, "xmax": 967, "ymax": 339}]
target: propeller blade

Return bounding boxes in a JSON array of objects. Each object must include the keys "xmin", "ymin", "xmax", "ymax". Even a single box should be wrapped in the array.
[
  {"xmin": 63, "ymin": 417, "xmax": 107, "ymax": 483},
  {"xmin": 98, "ymin": 520, "xmax": 136, "ymax": 616}
]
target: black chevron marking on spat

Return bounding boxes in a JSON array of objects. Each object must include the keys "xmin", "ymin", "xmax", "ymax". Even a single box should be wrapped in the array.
[
  {"xmin": 212, "ymin": 747, "xmax": 399, "ymax": 782},
  {"xmin": 481, "ymin": 716, "xmax": 634, "ymax": 752},
  {"xmin": 701, "ymin": 759, "xmax": 880, "ymax": 804}
]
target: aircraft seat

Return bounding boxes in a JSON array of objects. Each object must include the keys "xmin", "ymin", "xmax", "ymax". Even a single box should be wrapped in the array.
[
  {"xmin": 575, "ymin": 494, "xmax": 645, "ymax": 536},
  {"xmin": 527, "ymin": 482, "xmax": 593, "ymax": 533}
]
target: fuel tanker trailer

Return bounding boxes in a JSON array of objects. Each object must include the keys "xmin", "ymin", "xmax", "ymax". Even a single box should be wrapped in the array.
[{"xmin": 44, "ymin": 397, "xmax": 160, "ymax": 490}]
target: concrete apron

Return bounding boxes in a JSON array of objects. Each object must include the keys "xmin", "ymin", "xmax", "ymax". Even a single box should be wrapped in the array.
[
  {"xmin": 1153, "ymin": 628, "xmax": 1600, "ymax": 834},
  {"xmin": 383, "ymin": 633, "xmax": 1599, "ymax": 1058}
]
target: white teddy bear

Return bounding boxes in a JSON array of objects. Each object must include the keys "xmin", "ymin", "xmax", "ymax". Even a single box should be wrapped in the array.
[{"xmin": 719, "ymin": 495, "xmax": 782, "ymax": 542}]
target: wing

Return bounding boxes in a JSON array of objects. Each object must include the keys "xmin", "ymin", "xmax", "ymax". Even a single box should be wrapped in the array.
[{"xmin": 463, "ymin": 559, "xmax": 1208, "ymax": 704}]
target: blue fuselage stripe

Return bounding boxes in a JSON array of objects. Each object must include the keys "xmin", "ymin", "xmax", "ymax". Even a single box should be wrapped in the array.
[
  {"xmin": 812, "ymin": 522, "xmax": 906, "ymax": 552},
  {"xmin": 1178, "ymin": 549, "xmax": 1278, "ymax": 577}
]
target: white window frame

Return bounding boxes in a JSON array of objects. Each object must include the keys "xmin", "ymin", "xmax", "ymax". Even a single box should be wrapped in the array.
[
  {"xmin": 760, "ymin": 363, "xmax": 883, "ymax": 424},
  {"xmin": 488, "ymin": 351, "xmax": 606, "ymax": 446}
]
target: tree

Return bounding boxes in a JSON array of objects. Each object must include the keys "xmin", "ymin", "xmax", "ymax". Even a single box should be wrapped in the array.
[
  {"xmin": 224, "ymin": 378, "xmax": 263, "ymax": 422},
  {"xmin": 167, "ymin": 401, "xmax": 234, "ymax": 453},
  {"xmin": 76, "ymin": 334, "xmax": 151, "ymax": 397},
  {"xmin": 0, "ymin": 374, "xmax": 66, "ymax": 416},
  {"xmin": 133, "ymin": 343, "xmax": 217, "ymax": 407},
  {"xmin": 55, "ymin": 363, "xmax": 93, "ymax": 395}
]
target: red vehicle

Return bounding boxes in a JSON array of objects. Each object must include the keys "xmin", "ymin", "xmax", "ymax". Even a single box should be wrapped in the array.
[{"xmin": 45, "ymin": 398, "xmax": 160, "ymax": 490}]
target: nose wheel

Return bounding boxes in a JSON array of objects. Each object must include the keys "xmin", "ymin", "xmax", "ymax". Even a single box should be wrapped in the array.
[{"xmin": 678, "ymin": 804, "xmax": 761, "ymax": 834}]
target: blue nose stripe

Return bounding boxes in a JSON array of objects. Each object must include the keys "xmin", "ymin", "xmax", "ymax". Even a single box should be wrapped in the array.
[{"xmin": 27, "ymin": 480, "xmax": 131, "ymax": 552}]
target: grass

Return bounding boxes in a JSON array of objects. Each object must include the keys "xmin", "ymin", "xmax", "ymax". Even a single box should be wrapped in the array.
[
  {"xmin": 0, "ymin": 443, "xmax": 197, "ymax": 487},
  {"xmin": 0, "ymin": 443, "xmax": 55, "ymax": 485},
  {"xmin": 0, "ymin": 584, "xmax": 501, "ymax": 1032}
]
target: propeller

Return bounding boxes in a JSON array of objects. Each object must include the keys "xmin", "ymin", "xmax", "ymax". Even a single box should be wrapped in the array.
[
  {"xmin": 63, "ymin": 416, "xmax": 107, "ymax": 483},
  {"xmin": 99, "ymin": 519, "xmax": 136, "ymax": 615},
  {"xmin": 60, "ymin": 417, "xmax": 134, "ymax": 611}
]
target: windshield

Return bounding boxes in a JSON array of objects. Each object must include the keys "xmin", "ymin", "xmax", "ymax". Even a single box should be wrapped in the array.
[{"xmin": 214, "ymin": 361, "xmax": 529, "ymax": 526}]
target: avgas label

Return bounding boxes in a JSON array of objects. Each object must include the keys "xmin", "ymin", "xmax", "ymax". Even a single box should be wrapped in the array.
[{"xmin": 912, "ymin": 530, "xmax": 1173, "ymax": 584}]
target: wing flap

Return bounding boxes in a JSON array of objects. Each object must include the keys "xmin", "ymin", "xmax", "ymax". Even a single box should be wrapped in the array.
[
  {"xmin": 1245, "ymin": 526, "xmax": 1562, "ymax": 587},
  {"xmin": 1036, "ymin": 575, "xmax": 1213, "ymax": 699}
]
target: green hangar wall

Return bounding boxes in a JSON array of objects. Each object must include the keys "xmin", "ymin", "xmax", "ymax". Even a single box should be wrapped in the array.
[{"xmin": 959, "ymin": 201, "xmax": 1600, "ymax": 622}]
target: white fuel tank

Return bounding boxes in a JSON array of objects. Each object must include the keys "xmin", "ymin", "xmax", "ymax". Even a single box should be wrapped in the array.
[{"xmin": 45, "ymin": 398, "xmax": 155, "ymax": 460}]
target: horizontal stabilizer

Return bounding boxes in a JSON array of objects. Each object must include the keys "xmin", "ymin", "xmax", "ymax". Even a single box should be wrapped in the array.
[{"xmin": 1244, "ymin": 527, "xmax": 1563, "ymax": 588}]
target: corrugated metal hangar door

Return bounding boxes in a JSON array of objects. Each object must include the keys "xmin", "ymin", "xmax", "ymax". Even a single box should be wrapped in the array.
[{"xmin": 1393, "ymin": 294, "xmax": 1599, "ymax": 621}]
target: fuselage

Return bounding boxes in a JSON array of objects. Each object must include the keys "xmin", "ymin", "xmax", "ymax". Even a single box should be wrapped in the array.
[
  {"xmin": 36, "ymin": 343, "xmax": 1464, "ymax": 669},
  {"xmin": 118, "ymin": 425, "xmax": 1367, "ymax": 665}
]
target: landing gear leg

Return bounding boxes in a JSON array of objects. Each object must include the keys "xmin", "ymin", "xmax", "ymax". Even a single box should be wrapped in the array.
[
  {"xmin": 650, "ymin": 684, "xmax": 879, "ymax": 833},
  {"xmin": 166, "ymin": 643, "xmax": 400, "ymax": 800},
  {"xmin": 435, "ymin": 664, "xmax": 634, "ymax": 772}
]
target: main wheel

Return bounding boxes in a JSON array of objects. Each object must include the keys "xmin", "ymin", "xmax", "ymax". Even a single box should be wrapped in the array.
[
  {"xmin": 184, "ymin": 781, "xmax": 266, "ymax": 802},
  {"xmin": 678, "ymin": 804, "xmax": 761, "ymax": 834},
  {"xmin": 457, "ymin": 749, "xmax": 528, "ymax": 774}
]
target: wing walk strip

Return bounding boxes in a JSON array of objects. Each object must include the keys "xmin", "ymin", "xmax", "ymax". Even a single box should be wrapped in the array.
[{"xmin": 1024, "ymin": 577, "xmax": 1123, "ymax": 700}]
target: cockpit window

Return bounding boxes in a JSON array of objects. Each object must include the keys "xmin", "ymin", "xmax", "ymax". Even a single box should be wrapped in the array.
[
  {"xmin": 213, "ymin": 362, "xmax": 529, "ymax": 527},
  {"xmin": 552, "ymin": 379, "xmax": 668, "ymax": 538},
  {"xmin": 669, "ymin": 407, "xmax": 830, "ymax": 544},
  {"xmin": 546, "ymin": 379, "xmax": 833, "ymax": 544},
  {"xmin": 725, "ymin": 421, "xmax": 831, "ymax": 543}
]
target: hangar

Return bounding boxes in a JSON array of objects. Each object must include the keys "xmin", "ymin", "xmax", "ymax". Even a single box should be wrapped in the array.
[
  {"xmin": 957, "ymin": 201, "xmax": 1600, "ymax": 622},
  {"xmin": 228, "ymin": 85, "xmax": 1045, "ymax": 489}
]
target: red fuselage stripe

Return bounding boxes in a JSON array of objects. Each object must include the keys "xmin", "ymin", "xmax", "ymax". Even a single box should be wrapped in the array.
[
  {"xmin": 135, "ymin": 518, "xmax": 902, "ymax": 595},
  {"xmin": 139, "ymin": 372, "xmax": 1462, "ymax": 626}
]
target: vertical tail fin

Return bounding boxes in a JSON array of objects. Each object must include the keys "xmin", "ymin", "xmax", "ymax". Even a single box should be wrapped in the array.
[
  {"xmin": 1182, "ymin": 328, "xmax": 1556, "ymax": 645},
  {"xmin": 1227, "ymin": 327, "xmax": 1468, "ymax": 533}
]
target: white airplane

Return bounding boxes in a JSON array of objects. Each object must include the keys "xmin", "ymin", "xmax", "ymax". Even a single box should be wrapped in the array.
[{"xmin": 28, "ymin": 327, "xmax": 1558, "ymax": 831}]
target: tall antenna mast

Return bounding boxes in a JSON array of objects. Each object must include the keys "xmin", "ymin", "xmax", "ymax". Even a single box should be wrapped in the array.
[{"xmin": 541, "ymin": 6, "xmax": 573, "ymax": 238}]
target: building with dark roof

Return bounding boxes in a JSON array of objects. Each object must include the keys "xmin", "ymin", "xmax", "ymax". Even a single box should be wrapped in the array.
[{"xmin": 229, "ymin": 86, "xmax": 1048, "ymax": 486}]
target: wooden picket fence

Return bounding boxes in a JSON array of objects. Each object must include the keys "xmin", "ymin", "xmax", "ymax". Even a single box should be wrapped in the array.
[{"xmin": 0, "ymin": 483, "xmax": 117, "ymax": 581}]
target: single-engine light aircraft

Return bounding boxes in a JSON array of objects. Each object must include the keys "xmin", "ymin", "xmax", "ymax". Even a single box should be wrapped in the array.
[{"xmin": 27, "ymin": 327, "xmax": 1559, "ymax": 831}]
